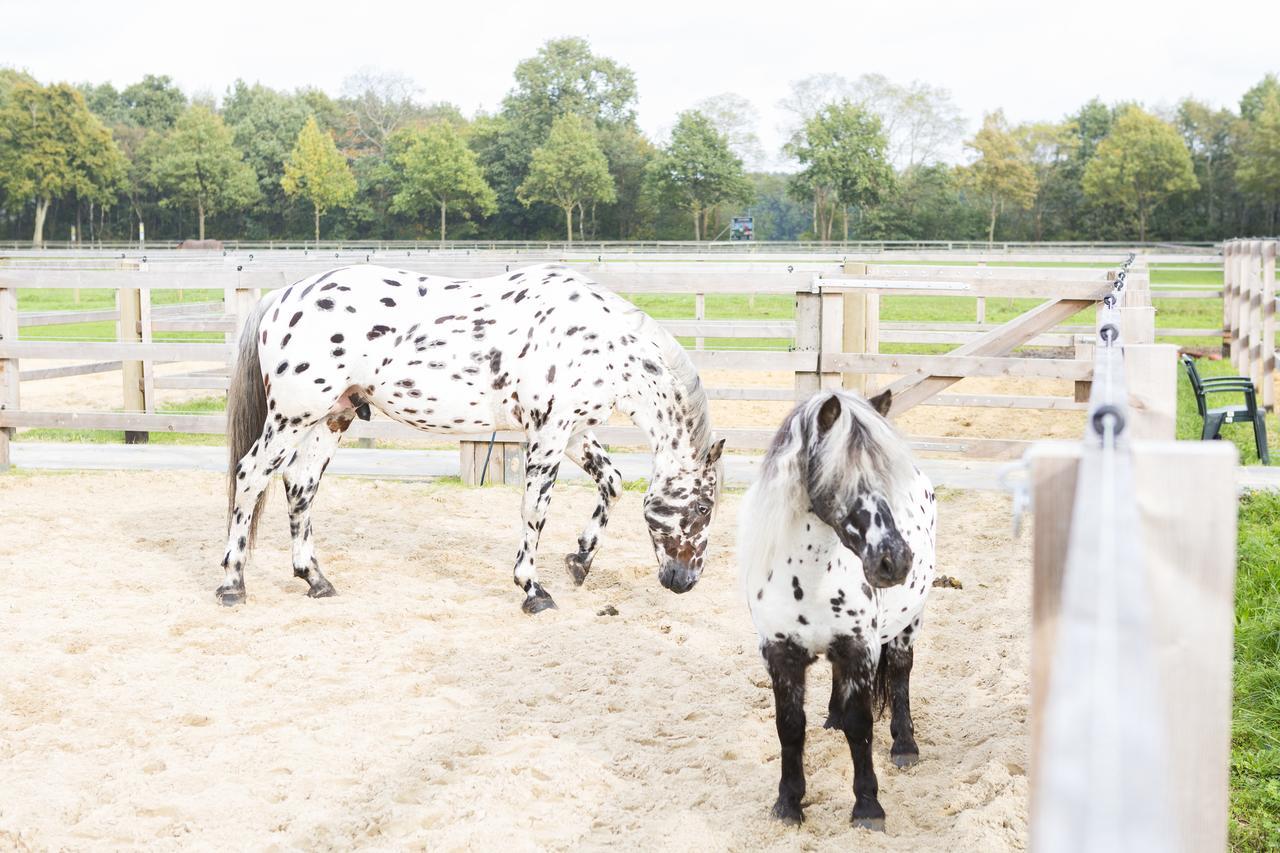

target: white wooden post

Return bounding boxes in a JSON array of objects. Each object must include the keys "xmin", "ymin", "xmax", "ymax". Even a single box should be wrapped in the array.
[
  {"xmin": 140, "ymin": 287, "xmax": 155, "ymax": 414},
  {"xmin": 794, "ymin": 289, "xmax": 821, "ymax": 398},
  {"xmin": 1130, "ymin": 440, "xmax": 1237, "ymax": 853},
  {"xmin": 1249, "ymin": 241, "xmax": 1265, "ymax": 397},
  {"xmin": 840, "ymin": 262, "xmax": 875, "ymax": 393},
  {"xmin": 819, "ymin": 289, "xmax": 844, "ymax": 391},
  {"xmin": 1030, "ymin": 440, "xmax": 1237, "ymax": 853},
  {"xmin": 1124, "ymin": 344, "xmax": 1178, "ymax": 440},
  {"xmin": 118, "ymin": 286, "xmax": 148, "ymax": 444},
  {"xmin": 1263, "ymin": 240, "xmax": 1276, "ymax": 411},
  {"xmin": 0, "ymin": 284, "xmax": 18, "ymax": 471},
  {"xmin": 1073, "ymin": 334, "xmax": 1094, "ymax": 403},
  {"xmin": 694, "ymin": 291, "xmax": 706, "ymax": 351},
  {"xmin": 1222, "ymin": 241, "xmax": 1234, "ymax": 358}
]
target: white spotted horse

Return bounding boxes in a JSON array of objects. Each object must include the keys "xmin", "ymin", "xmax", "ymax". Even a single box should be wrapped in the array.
[
  {"xmin": 219, "ymin": 263, "xmax": 725, "ymax": 613},
  {"xmin": 738, "ymin": 389, "xmax": 937, "ymax": 831}
]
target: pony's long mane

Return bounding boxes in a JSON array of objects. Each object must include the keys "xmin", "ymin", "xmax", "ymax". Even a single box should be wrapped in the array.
[
  {"xmin": 738, "ymin": 390, "xmax": 917, "ymax": 589},
  {"xmin": 630, "ymin": 310, "xmax": 713, "ymax": 459}
]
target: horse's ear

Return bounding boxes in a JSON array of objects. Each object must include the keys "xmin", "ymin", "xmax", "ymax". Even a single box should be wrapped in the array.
[
  {"xmin": 706, "ymin": 437, "xmax": 725, "ymax": 465},
  {"xmin": 868, "ymin": 389, "xmax": 893, "ymax": 417},
  {"xmin": 817, "ymin": 394, "xmax": 841, "ymax": 434}
]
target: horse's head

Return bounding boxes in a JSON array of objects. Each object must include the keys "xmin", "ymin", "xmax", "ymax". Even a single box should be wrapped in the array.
[
  {"xmin": 643, "ymin": 437, "xmax": 726, "ymax": 594},
  {"xmin": 802, "ymin": 390, "xmax": 915, "ymax": 588}
]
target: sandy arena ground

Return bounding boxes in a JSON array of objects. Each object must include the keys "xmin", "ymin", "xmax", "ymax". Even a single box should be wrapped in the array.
[{"xmin": 0, "ymin": 470, "xmax": 1031, "ymax": 851}]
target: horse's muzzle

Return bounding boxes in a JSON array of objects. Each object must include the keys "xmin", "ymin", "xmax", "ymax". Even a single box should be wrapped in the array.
[
  {"xmin": 863, "ymin": 538, "xmax": 914, "ymax": 589},
  {"xmin": 659, "ymin": 562, "xmax": 700, "ymax": 594}
]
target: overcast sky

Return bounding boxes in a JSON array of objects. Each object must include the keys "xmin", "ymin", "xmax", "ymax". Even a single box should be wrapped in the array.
[{"xmin": 4, "ymin": 0, "xmax": 1277, "ymax": 168}]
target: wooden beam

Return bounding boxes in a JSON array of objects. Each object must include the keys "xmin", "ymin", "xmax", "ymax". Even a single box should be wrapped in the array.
[
  {"xmin": 0, "ymin": 286, "xmax": 16, "ymax": 470},
  {"xmin": 875, "ymin": 298, "xmax": 1095, "ymax": 416},
  {"xmin": 19, "ymin": 361, "xmax": 122, "ymax": 382},
  {"xmin": 0, "ymin": 341, "xmax": 234, "ymax": 361},
  {"xmin": 821, "ymin": 352, "xmax": 1093, "ymax": 380}
]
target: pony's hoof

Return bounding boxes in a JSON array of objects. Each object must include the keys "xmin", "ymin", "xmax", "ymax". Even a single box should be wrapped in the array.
[
  {"xmin": 564, "ymin": 552, "xmax": 592, "ymax": 586},
  {"xmin": 771, "ymin": 799, "xmax": 804, "ymax": 825},
  {"xmin": 216, "ymin": 587, "xmax": 245, "ymax": 607},
  {"xmin": 521, "ymin": 586, "xmax": 558, "ymax": 614},
  {"xmin": 891, "ymin": 750, "xmax": 919, "ymax": 769},
  {"xmin": 306, "ymin": 578, "xmax": 338, "ymax": 599},
  {"xmin": 853, "ymin": 816, "xmax": 886, "ymax": 832}
]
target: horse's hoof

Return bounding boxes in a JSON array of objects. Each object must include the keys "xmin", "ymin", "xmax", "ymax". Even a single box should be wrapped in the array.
[
  {"xmin": 521, "ymin": 586, "xmax": 558, "ymax": 614},
  {"xmin": 771, "ymin": 799, "xmax": 804, "ymax": 825},
  {"xmin": 306, "ymin": 578, "xmax": 338, "ymax": 599},
  {"xmin": 822, "ymin": 712, "xmax": 838, "ymax": 729},
  {"xmin": 853, "ymin": 816, "xmax": 886, "ymax": 832},
  {"xmin": 564, "ymin": 552, "xmax": 592, "ymax": 586},
  {"xmin": 891, "ymin": 750, "xmax": 919, "ymax": 769},
  {"xmin": 216, "ymin": 587, "xmax": 245, "ymax": 606}
]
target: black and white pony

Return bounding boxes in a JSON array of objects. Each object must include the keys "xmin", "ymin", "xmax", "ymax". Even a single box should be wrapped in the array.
[
  {"xmin": 739, "ymin": 389, "xmax": 937, "ymax": 830},
  {"xmin": 219, "ymin": 263, "xmax": 724, "ymax": 613}
]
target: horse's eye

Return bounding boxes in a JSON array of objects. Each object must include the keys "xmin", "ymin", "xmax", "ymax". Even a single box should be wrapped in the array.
[{"xmin": 696, "ymin": 503, "xmax": 711, "ymax": 516}]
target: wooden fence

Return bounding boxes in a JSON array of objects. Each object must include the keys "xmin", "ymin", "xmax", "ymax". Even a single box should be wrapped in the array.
[
  {"xmin": 0, "ymin": 252, "xmax": 1172, "ymax": 474},
  {"xmin": 1027, "ymin": 259, "xmax": 1236, "ymax": 852},
  {"xmin": 1222, "ymin": 238, "xmax": 1278, "ymax": 410}
]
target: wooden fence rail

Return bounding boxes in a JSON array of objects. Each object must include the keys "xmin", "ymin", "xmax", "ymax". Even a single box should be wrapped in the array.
[{"xmin": 0, "ymin": 255, "xmax": 1155, "ymax": 473}]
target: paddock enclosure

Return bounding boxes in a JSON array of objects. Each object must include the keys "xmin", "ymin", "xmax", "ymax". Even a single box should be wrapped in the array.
[
  {"xmin": 0, "ymin": 471, "xmax": 1030, "ymax": 850},
  {"xmin": 0, "ymin": 242, "xmax": 1253, "ymax": 850}
]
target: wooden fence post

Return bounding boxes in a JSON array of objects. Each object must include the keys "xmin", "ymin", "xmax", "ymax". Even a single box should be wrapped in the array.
[
  {"xmin": 1027, "ymin": 443, "xmax": 1082, "ymax": 793},
  {"xmin": 140, "ymin": 288, "xmax": 154, "ymax": 414},
  {"xmin": 1031, "ymin": 440, "xmax": 1236, "ymax": 853},
  {"xmin": 1249, "ymin": 241, "xmax": 1265, "ymax": 398},
  {"xmin": 1130, "ymin": 439, "xmax": 1237, "ymax": 853},
  {"xmin": 118, "ymin": 286, "xmax": 148, "ymax": 444},
  {"xmin": 1223, "ymin": 241, "xmax": 1236, "ymax": 360},
  {"xmin": 1124, "ymin": 344, "xmax": 1178, "ymax": 440},
  {"xmin": 840, "ymin": 262, "xmax": 876, "ymax": 393},
  {"xmin": 819, "ymin": 288, "xmax": 844, "ymax": 391},
  {"xmin": 1073, "ymin": 334, "xmax": 1094, "ymax": 403},
  {"xmin": 794, "ymin": 289, "xmax": 821, "ymax": 398},
  {"xmin": 695, "ymin": 291, "xmax": 706, "ymax": 351},
  {"xmin": 1263, "ymin": 240, "xmax": 1276, "ymax": 411},
  {"xmin": 0, "ymin": 285, "xmax": 18, "ymax": 471}
]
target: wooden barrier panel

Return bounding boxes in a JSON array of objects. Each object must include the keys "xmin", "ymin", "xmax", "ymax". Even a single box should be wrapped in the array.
[{"xmin": 0, "ymin": 285, "xmax": 17, "ymax": 470}]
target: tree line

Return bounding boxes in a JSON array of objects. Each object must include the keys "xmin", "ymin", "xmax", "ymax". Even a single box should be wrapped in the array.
[{"xmin": 0, "ymin": 38, "xmax": 1277, "ymax": 245}]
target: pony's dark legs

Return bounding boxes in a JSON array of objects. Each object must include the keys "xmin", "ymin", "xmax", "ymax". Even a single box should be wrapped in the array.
[
  {"xmin": 829, "ymin": 636, "xmax": 884, "ymax": 830},
  {"xmin": 515, "ymin": 427, "xmax": 571, "ymax": 614},
  {"xmin": 885, "ymin": 636, "xmax": 919, "ymax": 767},
  {"xmin": 764, "ymin": 639, "xmax": 811, "ymax": 824},
  {"xmin": 563, "ymin": 430, "xmax": 623, "ymax": 585},
  {"xmin": 279, "ymin": 416, "xmax": 349, "ymax": 599}
]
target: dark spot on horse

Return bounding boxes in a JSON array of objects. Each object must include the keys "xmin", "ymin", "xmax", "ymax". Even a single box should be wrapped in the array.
[
  {"xmin": 316, "ymin": 298, "xmax": 335, "ymax": 311},
  {"xmin": 289, "ymin": 311, "xmax": 303, "ymax": 327},
  {"xmin": 381, "ymin": 298, "xmax": 396, "ymax": 307},
  {"xmin": 331, "ymin": 333, "xmax": 344, "ymax": 343},
  {"xmin": 276, "ymin": 361, "xmax": 288, "ymax": 375},
  {"xmin": 294, "ymin": 362, "xmax": 309, "ymax": 374}
]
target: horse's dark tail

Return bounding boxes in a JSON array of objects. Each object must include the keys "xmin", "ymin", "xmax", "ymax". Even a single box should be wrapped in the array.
[
  {"xmin": 226, "ymin": 298, "xmax": 271, "ymax": 549},
  {"xmin": 874, "ymin": 643, "xmax": 891, "ymax": 718}
]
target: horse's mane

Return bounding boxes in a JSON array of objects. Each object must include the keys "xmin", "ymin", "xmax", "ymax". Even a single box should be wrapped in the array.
[{"xmin": 739, "ymin": 390, "xmax": 917, "ymax": 587}]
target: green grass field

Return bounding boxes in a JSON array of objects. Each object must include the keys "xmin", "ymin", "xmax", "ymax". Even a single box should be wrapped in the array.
[{"xmin": 1229, "ymin": 493, "xmax": 1280, "ymax": 851}]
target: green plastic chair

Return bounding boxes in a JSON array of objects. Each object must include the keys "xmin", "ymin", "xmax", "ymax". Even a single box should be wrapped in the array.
[{"xmin": 1181, "ymin": 354, "xmax": 1270, "ymax": 464}]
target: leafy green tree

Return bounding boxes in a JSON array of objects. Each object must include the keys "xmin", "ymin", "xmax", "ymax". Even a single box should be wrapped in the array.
[
  {"xmin": 650, "ymin": 110, "xmax": 752, "ymax": 240},
  {"xmin": 390, "ymin": 122, "xmax": 496, "ymax": 241},
  {"xmin": 281, "ymin": 116, "xmax": 357, "ymax": 241},
  {"xmin": 223, "ymin": 81, "xmax": 323, "ymax": 238},
  {"xmin": 1017, "ymin": 121, "xmax": 1077, "ymax": 240},
  {"xmin": 1241, "ymin": 74, "xmax": 1280, "ymax": 123},
  {"xmin": 1083, "ymin": 106, "xmax": 1198, "ymax": 241},
  {"xmin": 479, "ymin": 38, "xmax": 639, "ymax": 238},
  {"xmin": 966, "ymin": 110, "xmax": 1038, "ymax": 244},
  {"xmin": 787, "ymin": 101, "xmax": 894, "ymax": 241},
  {"xmin": 120, "ymin": 74, "xmax": 186, "ymax": 130},
  {"xmin": 150, "ymin": 105, "xmax": 259, "ymax": 240},
  {"xmin": 596, "ymin": 124, "xmax": 657, "ymax": 239},
  {"xmin": 1174, "ymin": 98, "xmax": 1240, "ymax": 238},
  {"xmin": 1236, "ymin": 93, "xmax": 1280, "ymax": 232},
  {"xmin": 517, "ymin": 114, "xmax": 615, "ymax": 241},
  {"xmin": 0, "ymin": 81, "xmax": 126, "ymax": 245}
]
